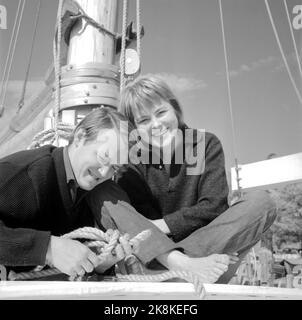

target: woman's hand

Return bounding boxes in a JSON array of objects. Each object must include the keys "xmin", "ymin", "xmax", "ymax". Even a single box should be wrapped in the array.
[{"xmin": 95, "ymin": 232, "xmax": 138, "ymax": 274}]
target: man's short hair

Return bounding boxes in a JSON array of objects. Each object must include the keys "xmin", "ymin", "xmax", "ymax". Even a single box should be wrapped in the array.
[
  {"xmin": 69, "ymin": 106, "xmax": 131, "ymax": 145},
  {"xmin": 119, "ymin": 74, "xmax": 184, "ymax": 127}
]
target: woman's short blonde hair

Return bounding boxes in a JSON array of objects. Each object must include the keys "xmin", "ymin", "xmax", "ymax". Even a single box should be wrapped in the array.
[{"xmin": 119, "ymin": 74, "xmax": 184, "ymax": 127}]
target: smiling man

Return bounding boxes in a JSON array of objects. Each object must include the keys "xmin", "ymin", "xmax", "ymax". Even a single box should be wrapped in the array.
[{"xmin": 0, "ymin": 107, "xmax": 130, "ymax": 279}]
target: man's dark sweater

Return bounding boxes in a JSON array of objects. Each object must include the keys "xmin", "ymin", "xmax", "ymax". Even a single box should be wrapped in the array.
[
  {"xmin": 118, "ymin": 131, "xmax": 229, "ymax": 242},
  {"xmin": 0, "ymin": 146, "xmax": 92, "ymax": 267}
]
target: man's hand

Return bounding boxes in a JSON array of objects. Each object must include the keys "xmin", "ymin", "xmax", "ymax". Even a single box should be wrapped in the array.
[
  {"xmin": 46, "ymin": 236, "xmax": 99, "ymax": 277},
  {"xmin": 148, "ymin": 219, "xmax": 171, "ymax": 235}
]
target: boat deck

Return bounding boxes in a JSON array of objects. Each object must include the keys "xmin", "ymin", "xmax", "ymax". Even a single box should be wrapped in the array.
[{"xmin": 1, "ymin": 281, "xmax": 302, "ymax": 300}]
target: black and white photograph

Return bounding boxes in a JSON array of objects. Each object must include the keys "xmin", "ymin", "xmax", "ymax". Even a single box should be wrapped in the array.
[{"xmin": 0, "ymin": 0, "xmax": 302, "ymax": 304}]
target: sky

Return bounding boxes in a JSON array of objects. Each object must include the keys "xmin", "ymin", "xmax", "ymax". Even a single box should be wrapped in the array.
[{"xmin": 0, "ymin": 0, "xmax": 301, "ymax": 171}]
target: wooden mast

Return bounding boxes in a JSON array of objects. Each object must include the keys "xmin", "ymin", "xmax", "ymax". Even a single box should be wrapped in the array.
[
  {"xmin": 68, "ymin": 0, "xmax": 118, "ymax": 66},
  {"xmin": 57, "ymin": 0, "xmax": 120, "ymax": 127},
  {"xmin": 0, "ymin": 0, "xmax": 121, "ymax": 155}
]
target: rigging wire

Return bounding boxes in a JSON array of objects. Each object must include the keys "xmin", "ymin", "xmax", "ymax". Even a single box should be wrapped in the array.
[
  {"xmin": 0, "ymin": 0, "xmax": 23, "ymax": 102},
  {"xmin": 17, "ymin": 0, "xmax": 42, "ymax": 113},
  {"xmin": 264, "ymin": 0, "xmax": 302, "ymax": 105},
  {"xmin": 218, "ymin": 0, "xmax": 242, "ymax": 195},
  {"xmin": 0, "ymin": 0, "xmax": 26, "ymax": 116},
  {"xmin": 283, "ymin": 0, "xmax": 302, "ymax": 82}
]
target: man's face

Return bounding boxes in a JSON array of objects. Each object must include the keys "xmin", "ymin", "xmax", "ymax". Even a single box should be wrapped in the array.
[{"xmin": 70, "ymin": 128, "xmax": 128, "ymax": 191}]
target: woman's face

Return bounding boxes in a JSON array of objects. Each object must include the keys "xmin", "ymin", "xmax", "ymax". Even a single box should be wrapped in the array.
[{"xmin": 133, "ymin": 99, "xmax": 179, "ymax": 150}]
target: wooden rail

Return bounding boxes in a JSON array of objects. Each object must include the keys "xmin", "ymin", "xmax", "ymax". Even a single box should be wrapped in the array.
[{"xmin": 1, "ymin": 281, "xmax": 302, "ymax": 300}]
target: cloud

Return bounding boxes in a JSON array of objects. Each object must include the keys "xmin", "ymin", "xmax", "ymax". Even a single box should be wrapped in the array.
[
  {"xmin": 240, "ymin": 64, "xmax": 251, "ymax": 72},
  {"xmin": 272, "ymin": 51, "xmax": 302, "ymax": 73},
  {"xmin": 217, "ymin": 55, "xmax": 279, "ymax": 78},
  {"xmin": 153, "ymin": 73, "xmax": 208, "ymax": 93},
  {"xmin": 229, "ymin": 70, "xmax": 239, "ymax": 77}
]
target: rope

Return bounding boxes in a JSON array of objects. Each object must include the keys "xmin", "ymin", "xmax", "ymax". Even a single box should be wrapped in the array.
[
  {"xmin": 69, "ymin": 0, "xmax": 117, "ymax": 39},
  {"xmin": 264, "ymin": 0, "xmax": 302, "ymax": 105},
  {"xmin": 120, "ymin": 0, "xmax": 129, "ymax": 92},
  {"xmin": 117, "ymin": 270, "xmax": 206, "ymax": 299},
  {"xmin": 7, "ymin": 227, "xmax": 151, "ymax": 281},
  {"xmin": 218, "ymin": 0, "xmax": 242, "ymax": 196},
  {"xmin": 136, "ymin": 0, "xmax": 141, "ymax": 61},
  {"xmin": 62, "ymin": 227, "xmax": 111, "ymax": 241},
  {"xmin": 53, "ymin": 0, "xmax": 64, "ymax": 146},
  {"xmin": 0, "ymin": 0, "xmax": 26, "ymax": 117},
  {"xmin": 7, "ymin": 224, "xmax": 205, "ymax": 298},
  {"xmin": 17, "ymin": 0, "xmax": 41, "ymax": 113},
  {"xmin": 284, "ymin": 0, "xmax": 302, "ymax": 82},
  {"xmin": 27, "ymin": 122, "xmax": 74, "ymax": 149}
]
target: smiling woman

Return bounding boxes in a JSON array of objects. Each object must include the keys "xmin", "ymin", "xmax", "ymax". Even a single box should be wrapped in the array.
[{"xmin": 87, "ymin": 74, "xmax": 277, "ymax": 285}]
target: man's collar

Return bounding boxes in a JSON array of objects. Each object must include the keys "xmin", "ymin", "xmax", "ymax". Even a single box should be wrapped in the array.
[{"xmin": 63, "ymin": 146, "xmax": 76, "ymax": 184}]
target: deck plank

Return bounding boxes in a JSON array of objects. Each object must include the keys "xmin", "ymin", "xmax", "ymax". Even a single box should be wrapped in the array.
[{"xmin": 1, "ymin": 281, "xmax": 302, "ymax": 300}]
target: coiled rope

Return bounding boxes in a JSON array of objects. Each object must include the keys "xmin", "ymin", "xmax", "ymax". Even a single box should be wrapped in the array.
[
  {"xmin": 27, "ymin": 122, "xmax": 74, "ymax": 149},
  {"xmin": 7, "ymin": 225, "xmax": 205, "ymax": 298},
  {"xmin": 8, "ymin": 227, "xmax": 151, "ymax": 281}
]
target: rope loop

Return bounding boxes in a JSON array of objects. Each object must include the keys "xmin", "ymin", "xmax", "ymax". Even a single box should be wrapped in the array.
[
  {"xmin": 7, "ymin": 225, "xmax": 205, "ymax": 298},
  {"xmin": 27, "ymin": 122, "xmax": 74, "ymax": 149}
]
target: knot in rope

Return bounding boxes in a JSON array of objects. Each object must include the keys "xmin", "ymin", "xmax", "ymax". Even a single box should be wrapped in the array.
[{"xmin": 8, "ymin": 227, "xmax": 151, "ymax": 281}]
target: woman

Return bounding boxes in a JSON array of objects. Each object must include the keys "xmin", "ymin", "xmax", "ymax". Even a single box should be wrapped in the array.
[{"xmin": 89, "ymin": 75, "xmax": 276, "ymax": 283}]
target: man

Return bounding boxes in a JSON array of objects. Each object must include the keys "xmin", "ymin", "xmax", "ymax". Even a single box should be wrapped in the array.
[{"xmin": 0, "ymin": 107, "xmax": 130, "ymax": 279}]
